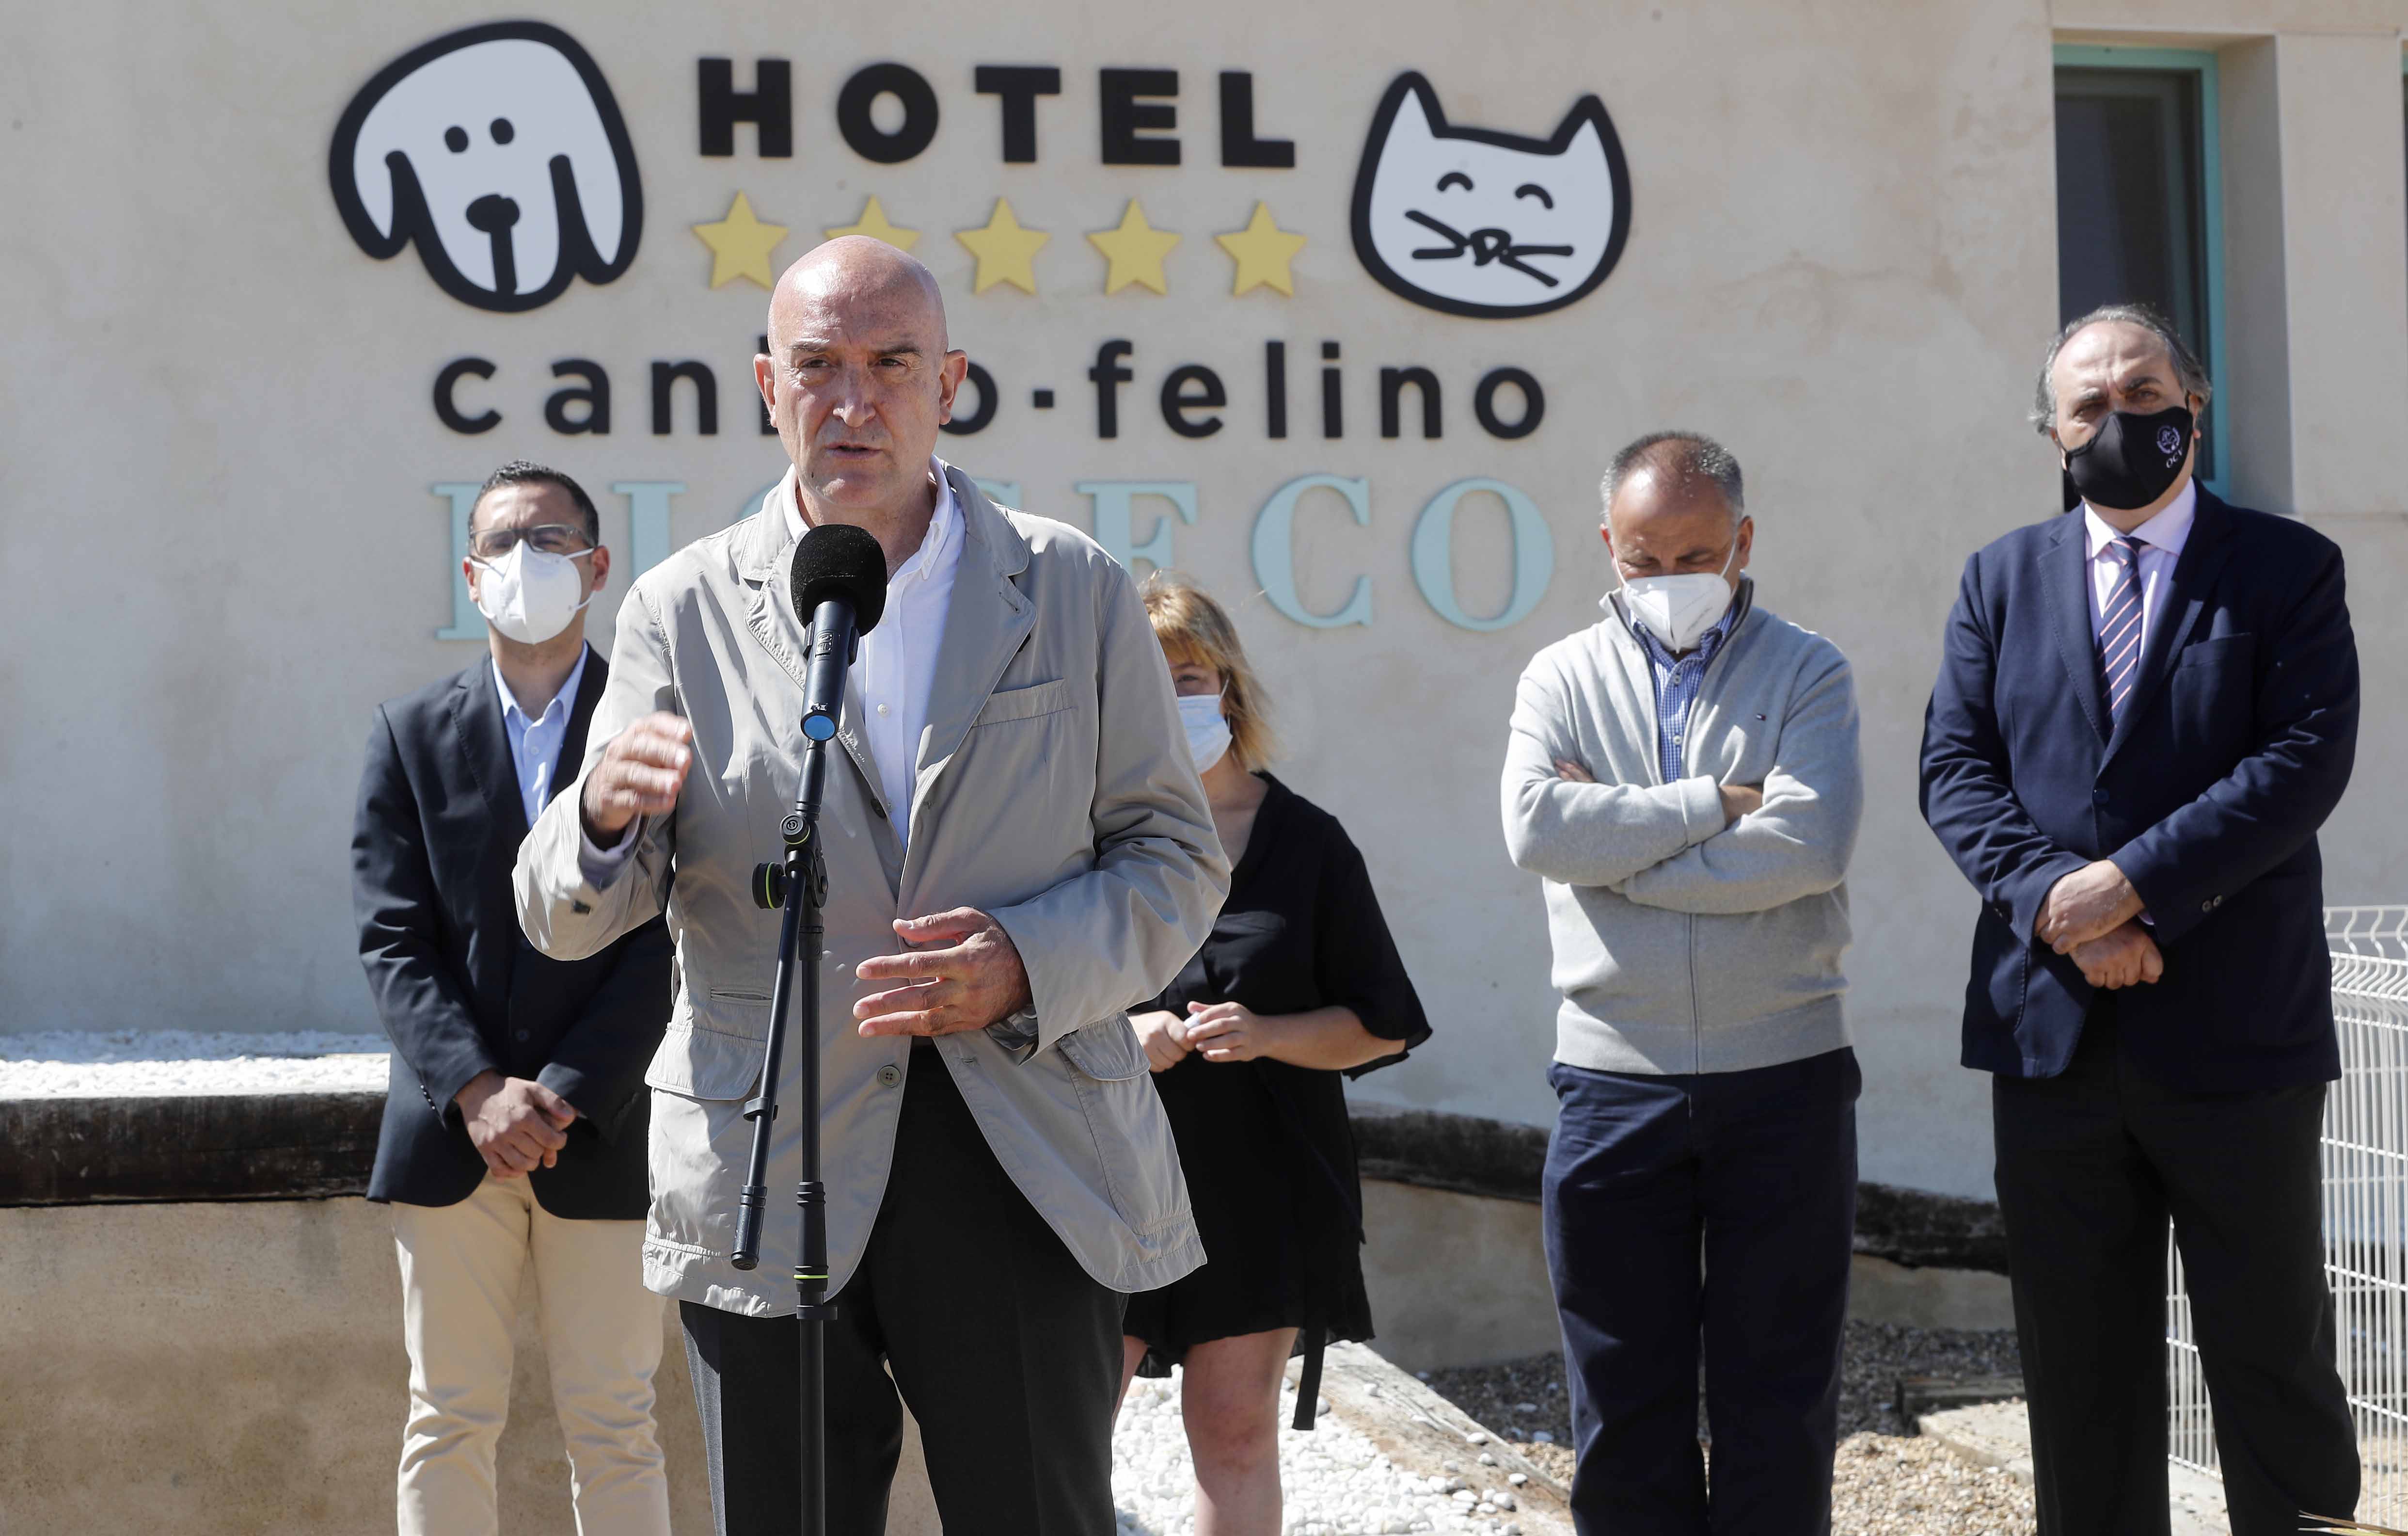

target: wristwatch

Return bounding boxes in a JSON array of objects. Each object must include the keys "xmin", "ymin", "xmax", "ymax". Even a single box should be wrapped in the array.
[{"xmin": 987, "ymin": 1003, "xmax": 1040, "ymax": 1058}]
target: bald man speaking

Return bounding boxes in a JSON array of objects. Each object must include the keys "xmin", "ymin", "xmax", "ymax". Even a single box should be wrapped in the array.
[{"xmin": 516, "ymin": 239, "xmax": 1228, "ymax": 1534}]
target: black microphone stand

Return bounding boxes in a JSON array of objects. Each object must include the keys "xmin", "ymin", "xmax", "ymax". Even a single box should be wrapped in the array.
[{"xmin": 731, "ymin": 668, "xmax": 840, "ymax": 1536}]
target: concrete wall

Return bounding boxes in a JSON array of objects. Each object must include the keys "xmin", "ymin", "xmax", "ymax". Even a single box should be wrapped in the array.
[
  {"xmin": 0, "ymin": 1197, "xmax": 939, "ymax": 1536},
  {"xmin": 0, "ymin": 1183, "xmax": 2011, "ymax": 1532},
  {"xmin": 4, "ymin": 0, "xmax": 2405, "ymax": 1205}
]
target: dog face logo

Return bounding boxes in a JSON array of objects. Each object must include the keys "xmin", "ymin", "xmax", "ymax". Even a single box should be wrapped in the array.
[
  {"xmin": 1350, "ymin": 72, "xmax": 1631, "ymax": 320},
  {"xmin": 329, "ymin": 21, "xmax": 642, "ymax": 313}
]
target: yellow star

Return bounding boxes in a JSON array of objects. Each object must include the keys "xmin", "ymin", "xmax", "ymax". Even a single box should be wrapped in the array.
[
  {"xmin": 691, "ymin": 192, "xmax": 788, "ymax": 290},
  {"xmin": 955, "ymin": 198, "xmax": 1050, "ymax": 295},
  {"xmin": 823, "ymin": 195, "xmax": 919, "ymax": 252},
  {"xmin": 1087, "ymin": 199, "xmax": 1180, "ymax": 296},
  {"xmin": 1214, "ymin": 201, "xmax": 1308, "ymax": 297}
]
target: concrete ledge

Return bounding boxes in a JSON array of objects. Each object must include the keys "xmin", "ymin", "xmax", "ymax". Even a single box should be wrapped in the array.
[
  {"xmin": 1919, "ymin": 1400, "xmax": 2231, "ymax": 1535},
  {"xmin": 1853, "ymin": 1180, "xmax": 2010, "ymax": 1276},
  {"xmin": 1298, "ymin": 1340, "xmax": 1573, "ymax": 1533},
  {"xmin": 1849, "ymin": 1254, "xmax": 2017, "ymax": 1331},
  {"xmin": 1350, "ymin": 1101, "xmax": 1548, "ymax": 1203},
  {"xmin": 1351, "ymin": 1098, "xmax": 2009, "ymax": 1275},
  {"xmin": 0, "ymin": 1092, "xmax": 381, "ymax": 1205},
  {"xmin": 3, "ymin": 1091, "xmax": 2013, "ymax": 1280}
]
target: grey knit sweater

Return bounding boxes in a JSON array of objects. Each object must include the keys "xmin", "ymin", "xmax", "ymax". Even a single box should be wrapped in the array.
[{"xmin": 1500, "ymin": 581, "xmax": 1862, "ymax": 1074}]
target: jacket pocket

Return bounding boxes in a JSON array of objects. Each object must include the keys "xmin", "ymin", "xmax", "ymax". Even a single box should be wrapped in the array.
[
  {"xmin": 1056, "ymin": 1015, "xmax": 1188, "ymax": 1236},
  {"xmin": 973, "ymin": 677, "xmax": 1075, "ymax": 728},
  {"xmin": 2174, "ymin": 633, "xmax": 2254, "ymax": 672},
  {"xmin": 1057, "ymin": 1014, "xmax": 1148, "ymax": 1081},
  {"xmin": 644, "ymin": 990, "xmax": 768, "ymax": 1100}
]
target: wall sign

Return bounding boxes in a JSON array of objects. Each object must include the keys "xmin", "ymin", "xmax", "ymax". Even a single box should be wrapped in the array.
[
  {"xmin": 1349, "ymin": 72, "xmax": 1631, "ymax": 319},
  {"xmin": 328, "ymin": 27, "xmax": 1637, "ymax": 633},
  {"xmin": 330, "ymin": 20, "xmax": 643, "ymax": 312}
]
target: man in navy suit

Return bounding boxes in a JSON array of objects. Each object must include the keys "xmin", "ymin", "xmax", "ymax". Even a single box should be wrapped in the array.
[
  {"xmin": 353, "ymin": 461, "xmax": 674, "ymax": 1536},
  {"xmin": 1920, "ymin": 305, "xmax": 2360, "ymax": 1535}
]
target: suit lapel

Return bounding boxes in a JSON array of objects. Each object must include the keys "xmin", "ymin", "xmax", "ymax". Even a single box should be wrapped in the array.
[
  {"xmin": 451, "ymin": 659, "xmax": 527, "ymax": 845},
  {"xmin": 910, "ymin": 471, "xmax": 1036, "ymax": 810},
  {"xmin": 554, "ymin": 644, "xmax": 607, "ymax": 803},
  {"xmin": 2042, "ymin": 513, "xmax": 2111, "ymax": 746},
  {"xmin": 2103, "ymin": 489, "xmax": 2237, "ymax": 765},
  {"xmin": 738, "ymin": 474, "xmax": 890, "ymax": 813}
]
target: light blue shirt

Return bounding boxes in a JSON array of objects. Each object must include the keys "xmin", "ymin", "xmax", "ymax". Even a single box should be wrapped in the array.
[
  {"xmin": 1629, "ymin": 604, "xmax": 1737, "ymax": 782},
  {"xmin": 493, "ymin": 645, "xmax": 590, "ymax": 828}
]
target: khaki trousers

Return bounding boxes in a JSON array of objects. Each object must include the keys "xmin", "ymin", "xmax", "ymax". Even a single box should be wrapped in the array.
[{"xmin": 391, "ymin": 1176, "xmax": 669, "ymax": 1536}]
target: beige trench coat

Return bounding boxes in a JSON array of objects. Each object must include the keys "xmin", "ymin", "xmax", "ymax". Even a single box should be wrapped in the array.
[{"xmin": 515, "ymin": 465, "xmax": 1228, "ymax": 1312}]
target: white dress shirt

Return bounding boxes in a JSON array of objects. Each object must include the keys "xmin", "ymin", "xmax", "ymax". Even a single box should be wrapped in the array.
[
  {"xmin": 493, "ymin": 644, "xmax": 589, "ymax": 828},
  {"xmin": 2082, "ymin": 479, "xmax": 2196, "ymax": 661},
  {"xmin": 780, "ymin": 459, "xmax": 962, "ymax": 850}
]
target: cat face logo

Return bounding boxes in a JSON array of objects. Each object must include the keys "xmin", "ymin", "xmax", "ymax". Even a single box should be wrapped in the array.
[
  {"xmin": 329, "ymin": 21, "xmax": 642, "ymax": 313},
  {"xmin": 1350, "ymin": 72, "xmax": 1632, "ymax": 320}
]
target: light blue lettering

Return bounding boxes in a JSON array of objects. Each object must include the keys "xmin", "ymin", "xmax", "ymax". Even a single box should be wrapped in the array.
[
  {"xmin": 1075, "ymin": 480, "xmax": 1196, "ymax": 573},
  {"xmin": 1252, "ymin": 475, "xmax": 1373, "ymax": 629},
  {"xmin": 612, "ymin": 480, "xmax": 685, "ymax": 580},
  {"xmin": 1409, "ymin": 477, "xmax": 1553, "ymax": 632}
]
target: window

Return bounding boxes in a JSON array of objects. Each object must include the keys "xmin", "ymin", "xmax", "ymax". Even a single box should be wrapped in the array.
[{"xmin": 2053, "ymin": 47, "xmax": 2226, "ymax": 488}]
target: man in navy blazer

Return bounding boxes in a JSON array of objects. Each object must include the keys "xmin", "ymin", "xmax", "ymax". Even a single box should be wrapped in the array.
[
  {"xmin": 1920, "ymin": 305, "xmax": 2360, "ymax": 1536},
  {"xmin": 353, "ymin": 461, "xmax": 674, "ymax": 1535}
]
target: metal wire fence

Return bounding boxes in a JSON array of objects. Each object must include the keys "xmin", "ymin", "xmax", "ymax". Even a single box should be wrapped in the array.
[{"xmin": 2166, "ymin": 906, "xmax": 2408, "ymax": 1520}]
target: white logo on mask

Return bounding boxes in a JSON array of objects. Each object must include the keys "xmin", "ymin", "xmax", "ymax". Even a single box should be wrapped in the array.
[{"xmin": 2156, "ymin": 424, "xmax": 2184, "ymax": 460}]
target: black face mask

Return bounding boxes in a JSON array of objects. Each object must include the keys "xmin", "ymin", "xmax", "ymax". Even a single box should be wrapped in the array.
[{"xmin": 2062, "ymin": 404, "xmax": 2195, "ymax": 512}]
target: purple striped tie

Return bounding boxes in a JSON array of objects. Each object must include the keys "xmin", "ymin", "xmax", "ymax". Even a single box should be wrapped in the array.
[{"xmin": 2098, "ymin": 535, "xmax": 2148, "ymax": 722}]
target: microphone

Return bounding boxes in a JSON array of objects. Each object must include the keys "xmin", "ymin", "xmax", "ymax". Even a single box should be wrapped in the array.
[{"xmin": 790, "ymin": 524, "xmax": 888, "ymax": 742}]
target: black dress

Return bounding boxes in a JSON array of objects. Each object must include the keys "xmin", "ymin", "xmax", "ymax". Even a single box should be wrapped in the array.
[{"xmin": 1123, "ymin": 773, "xmax": 1432, "ymax": 1405}]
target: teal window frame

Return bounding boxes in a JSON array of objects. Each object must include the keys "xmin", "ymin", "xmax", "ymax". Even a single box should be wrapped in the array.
[{"xmin": 2052, "ymin": 44, "xmax": 2229, "ymax": 497}]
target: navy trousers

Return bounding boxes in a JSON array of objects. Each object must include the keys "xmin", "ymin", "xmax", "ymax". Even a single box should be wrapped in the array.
[
  {"xmin": 1992, "ymin": 1009, "xmax": 2356, "ymax": 1536},
  {"xmin": 1542, "ymin": 1048, "xmax": 1860, "ymax": 1536}
]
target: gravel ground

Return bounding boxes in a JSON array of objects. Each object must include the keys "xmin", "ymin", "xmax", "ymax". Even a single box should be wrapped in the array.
[
  {"xmin": 1426, "ymin": 1321, "xmax": 2035, "ymax": 1535},
  {"xmin": 1114, "ymin": 1373, "xmax": 1536, "ymax": 1535},
  {"xmin": 0, "ymin": 1030, "xmax": 390, "ymax": 1096}
]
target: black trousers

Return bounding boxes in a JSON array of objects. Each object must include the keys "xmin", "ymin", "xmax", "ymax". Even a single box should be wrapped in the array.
[
  {"xmin": 680, "ymin": 1045, "xmax": 1125, "ymax": 1536},
  {"xmin": 1542, "ymin": 1048, "xmax": 1860, "ymax": 1536},
  {"xmin": 1993, "ymin": 1010, "xmax": 2358, "ymax": 1536}
]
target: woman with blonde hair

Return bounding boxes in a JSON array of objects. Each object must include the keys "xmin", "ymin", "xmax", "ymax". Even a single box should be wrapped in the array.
[{"xmin": 1124, "ymin": 571, "xmax": 1432, "ymax": 1536}]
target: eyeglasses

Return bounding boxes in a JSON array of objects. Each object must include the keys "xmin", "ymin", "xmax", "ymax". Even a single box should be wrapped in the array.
[{"xmin": 469, "ymin": 523, "xmax": 593, "ymax": 559}]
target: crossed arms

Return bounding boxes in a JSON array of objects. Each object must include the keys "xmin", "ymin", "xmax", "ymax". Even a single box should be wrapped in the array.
[{"xmin": 1499, "ymin": 650, "xmax": 1862, "ymax": 913}]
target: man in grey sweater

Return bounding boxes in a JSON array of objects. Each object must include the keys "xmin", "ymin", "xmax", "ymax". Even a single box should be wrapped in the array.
[{"xmin": 1500, "ymin": 432, "xmax": 1863, "ymax": 1536}]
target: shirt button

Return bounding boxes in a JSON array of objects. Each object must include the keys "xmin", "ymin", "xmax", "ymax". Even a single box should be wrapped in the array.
[
  {"xmin": 876, "ymin": 703, "xmax": 890, "ymax": 716},
  {"xmin": 877, "ymin": 1063, "xmax": 903, "ymax": 1088},
  {"xmin": 514, "ymin": 1029, "xmax": 530, "ymax": 1042}
]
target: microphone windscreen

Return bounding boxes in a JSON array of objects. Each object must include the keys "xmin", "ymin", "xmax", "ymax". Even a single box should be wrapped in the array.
[{"xmin": 790, "ymin": 523, "xmax": 888, "ymax": 636}]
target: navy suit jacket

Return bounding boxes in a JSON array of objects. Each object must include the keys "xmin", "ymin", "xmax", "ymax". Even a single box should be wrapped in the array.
[
  {"xmin": 351, "ymin": 648, "xmax": 672, "ymax": 1215},
  {"xmin": 1919, "ymin": 488, "xmax": 2358, "ymax": 1091}
]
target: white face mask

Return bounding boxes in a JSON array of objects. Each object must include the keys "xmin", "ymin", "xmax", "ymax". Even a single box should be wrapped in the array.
[
  {"xmin": 1613, "ymin": 535, "xmax": 1739, "ymax": 653},
  {"xmin": 472, "ymin": 543, "xmax": 594, "ymax": 645},
  {"xmin": 1177, "ymin": 691, "xmax": 1234, "ymax": 773}
]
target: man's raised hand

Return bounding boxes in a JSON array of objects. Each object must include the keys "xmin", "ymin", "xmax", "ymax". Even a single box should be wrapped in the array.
[{"xmin": 581, "ymin": 712, "xmax": 693, "ymax": 841}]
